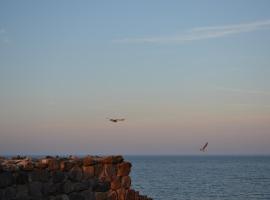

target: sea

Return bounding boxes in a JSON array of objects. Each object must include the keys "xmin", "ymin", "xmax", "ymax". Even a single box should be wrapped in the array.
[{"xmin": 126, "ymin": 156, "xmax": 270, "ymax": 200}]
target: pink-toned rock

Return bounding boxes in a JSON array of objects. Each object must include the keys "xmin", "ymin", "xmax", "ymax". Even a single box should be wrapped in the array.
[
  {"xmin": 60, "ymin": 161, "xmax": 74, "ymax": 171},
  {"xmin": 48, "ymin": 159, "xmax": 60, "ymax": 171},
  {"xmin": 110, "ymin": 176, "xmax": 121, "ymax": 190},
  {"xmin": 117, "ymin": 188, "xmax": 127, "ymax": 200},
  {"xmin": 126, "ymin": 189, "xmax": 136, "ymax": 200},
  {"xmin": 17, "ymin": 160, "xmax": 34, "ymax": 171},
  {"xmin": 101, "ymin": 156, "xmax": 124, "ymax": 164},
  {"xmin": 82, "ymin": 166, "xmax": 95, "ymax": 179},
  {"xmin": 95, "ymin": 192, "xmax": 109, "ymax": 200},
  {"xmin": 134, "ymin": 191, "xmax": 140, "ymax": 200},
  {"xmin": 83, "ymin": 156, "xmax": 96, "ymax": 166},
  {"xmin": 121, "ymin": 176, "xmax": 131, "ymax": 189},
  {"xmin": 117, "ymin": 162, "xmax": 132, "ymax": 177},
  {"xmin": 41, "ymin": 158, "xmax": 50, "ymax": 165},
  {"xmin": 99, "ymin": 164, "xmax": 116, "ymax": 181},
  {"xmin": 108, "ymin": 190, "xmax": 118, "ymax": 200},
  {"xmin": 1, "ymin": 164, "xmax": 19, "ymax": 172}
]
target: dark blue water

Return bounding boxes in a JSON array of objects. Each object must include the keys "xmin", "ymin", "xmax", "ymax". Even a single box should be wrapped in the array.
[{"xmin": 126, "ymin": 156, "xmax": 270, "ymax": 200}]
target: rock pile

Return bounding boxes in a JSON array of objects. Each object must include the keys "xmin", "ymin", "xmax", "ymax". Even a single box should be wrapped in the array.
[{"xmin": 0, "ymin": 155, "xmax": 152, "ymax": 200}]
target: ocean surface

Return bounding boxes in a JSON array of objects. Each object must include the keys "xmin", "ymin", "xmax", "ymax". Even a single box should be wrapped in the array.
[{"xmin": 126, "ymin": 156, "xmax": 270, "ymax": 200}]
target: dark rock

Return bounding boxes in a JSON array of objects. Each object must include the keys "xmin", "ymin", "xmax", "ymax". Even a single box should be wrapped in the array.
[
  {"xmin": 95, "ymin": 192, "xmax": 108, "ymax": 200},
  {"xmin": 80, "ymin": 189, "xmax": 95, "ymax": 200},
  {"xmin": 3, "ymin": 186, "xmax": 16, "ymax": 200},
  {"xmin": 68, "ymin": 166, "xmax": 82, "ymax": 182},
  {"xmin": 69, "ymin": 193, "xmax": 85, "ymax": 200},
  {"xmin": 54, "ymin": 194, "xmax": 69, "ymax": 200},
  {"xmin": 73, "ymin": 182, "xmax": 89, "ymax": 192},
  {"xmin": 15, "ymin": 171, "xmax": 29, "ymax": 184},
  {"xmin": 16, "ymin": 185, "xmax": 29, "ymax": 199},
  {"xmin": 0, "ymin": 189, "xmax": 4, "ymax": 199},
  {"xmin": 93, "ymin": 181, "xmax": 110, "ymax": 192},
  {"xmin": 0, "ymin": 172, "xmax": 14, "ymax": 188},
  {"xmin": 28, "ymin": 181, "xmax": 42, "ymax": 197},
  {"xmin": 41, "ymin": 182, "xmax": 51, "ymax": 196},
  {"xmin": 42, "ymin": 182, "xmax": 61, "ymax": 196},
  {"xmin": 29, "ymin": 169, "xmax": 50, "ymax": 182},
  {"xmin": 52, "ymin": 171, "xmax": 66, "ymax": 183},
  {"xmin": 61, "ymin": 180, "xmax": 74, "ymax": 194},
  {"xmin": 43, "ymin": 183, "xmax": 62, "ymax": 196}
]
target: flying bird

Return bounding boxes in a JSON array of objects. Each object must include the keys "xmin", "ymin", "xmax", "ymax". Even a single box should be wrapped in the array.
[
  {"xmin": 108, "ymin": 118, "xmax": 125, "ymax": 123},
  {"xmin": 200, "ymin": 142, "xmax": 208, "ymax": 152}
]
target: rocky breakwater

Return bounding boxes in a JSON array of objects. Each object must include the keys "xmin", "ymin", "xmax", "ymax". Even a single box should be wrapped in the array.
[{"xmin": 0, "ymin": 155, "xmax": 152, "ymax": 200}]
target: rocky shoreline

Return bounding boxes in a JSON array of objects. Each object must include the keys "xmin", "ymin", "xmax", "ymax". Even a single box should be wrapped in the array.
[{"xmin": 0, "ymin": 155, "xmax": 152, "ymax": 200}]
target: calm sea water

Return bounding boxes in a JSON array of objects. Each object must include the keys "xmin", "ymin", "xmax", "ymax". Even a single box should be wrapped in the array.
[{"xmin": 126, "ymin": 156, "xmax": 270, "ymax": 200}]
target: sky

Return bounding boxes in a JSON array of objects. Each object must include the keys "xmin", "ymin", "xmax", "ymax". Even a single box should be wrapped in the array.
[{"xmin": 0, "ymin": 0, "xmax": 270, "ymax": 155}]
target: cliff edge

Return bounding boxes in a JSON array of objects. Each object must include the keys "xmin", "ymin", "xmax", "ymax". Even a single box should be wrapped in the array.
[{"xmin": 0, "ymin": 155, "xmax": 152, "ymax": 200}]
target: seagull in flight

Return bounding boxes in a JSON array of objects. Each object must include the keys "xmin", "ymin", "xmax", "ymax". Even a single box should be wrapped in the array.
[
  {"xmin": 200, "ymin": 142, "xmax": 208, "ymax": 152},
  {"xmin": 108, "ymin": 118, "xmax": 125, "ymax": 123}
]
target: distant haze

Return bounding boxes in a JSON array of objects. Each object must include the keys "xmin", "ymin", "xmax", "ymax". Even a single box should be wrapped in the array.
[{"xmin": 0, "ymin": 0, "xmax": 270, "ymax": 155}]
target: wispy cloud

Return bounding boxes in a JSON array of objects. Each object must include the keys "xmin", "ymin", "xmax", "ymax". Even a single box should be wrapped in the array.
[
  {"xmin": 215, "ymin": 86, "xmax": 270, "ymax": 96},
  {"xmin": 114, "ymin": 19, "xmax": 270, "ymax": 44}
]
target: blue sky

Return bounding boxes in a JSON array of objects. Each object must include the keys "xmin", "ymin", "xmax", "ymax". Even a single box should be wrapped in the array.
[{"xmin": 1, "ymin": 0, "xmax": 270, "ymax": 155}]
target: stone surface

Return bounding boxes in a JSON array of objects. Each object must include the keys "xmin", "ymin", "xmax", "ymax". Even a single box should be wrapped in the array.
[
  {"xmin": 0, "ymin": 172, "xmax": 14, "ymax": 188},
  {"xmin": 82, "ymin": 166, "xmax": 95, "ymax": 179},
  {"xmin": 52, "ymin": 171, "xmax": 66, "ymax": 183},
  {"xmin": 29, "ymin": 181, "xmax": 43, "ymax": 197},
  {"xmin": 121, "ymin": 176, "xmax": 131, "ymax": 189},
  {"xmin": 29, "ymin": 169, "xmax": 50, "ymax": 182},
  {"xmin": 83, "ymin": 156, "xmax": 96, "ymax": 166},
  {"xmin": 117, "ymin": 188, "xmax": 127, "ymax": 200},
  {"xmin": 14, "ymin": 171, "xmax": 29, "ymax": 184},
  {"xmin": 95, "ymin": 191, "xmax": 109, "ymax": 200},
  {"xmin": 117, "ymin": 162, "xmax": 132, "ymax": 177},
  {"xmin": 111, "ymin": 176, "xmax": 122, "ymax": 190},
  {"xmin": 0, "ymin": 155, "xmax": 152, "ymax": 200},
  {"xmin": 69, "ymin": 192, "xmax": 85, "ymax": 200},
  {"xmin": 69, "ymin": 166, "xmax": 82, "ymax": 182},
  {"xmin": 16, "ymin": 185, "xmax": 29, "ymax": 198},
  {"xmin": 101, "ymin": 156, "xmax": 124, "ymax": 164},
  {"xmin": 93, "ymin": 181, "xmax": 110, "ymax": 192},
  {"xmin": 60, "ymin": 161, "xmax": 74, "ymax": 172},
  {"xmin": 48, "ymin": 159, "xmax": 60, "ymax": 171}
]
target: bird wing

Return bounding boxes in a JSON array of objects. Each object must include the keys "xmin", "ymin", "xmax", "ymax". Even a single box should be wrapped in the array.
[{"xmin": 203, "ymin": 142, "xmax": 208, "ymax": 150}]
